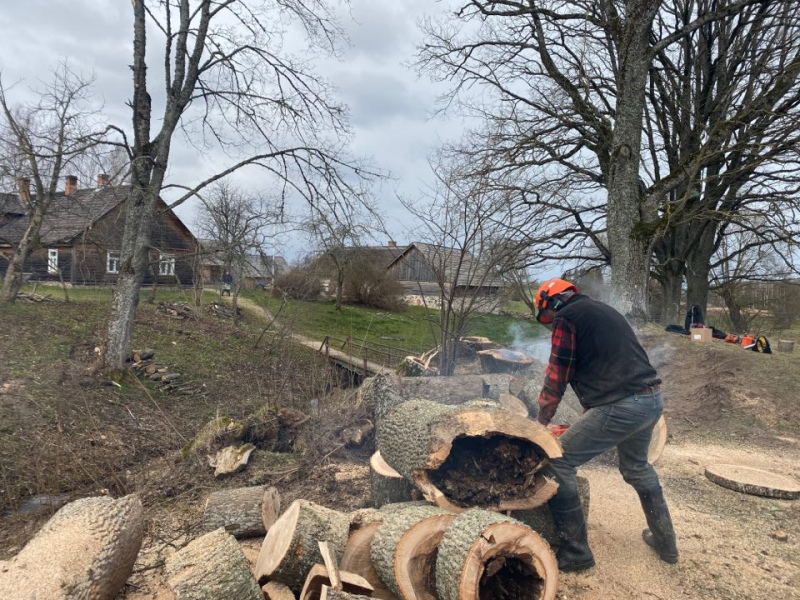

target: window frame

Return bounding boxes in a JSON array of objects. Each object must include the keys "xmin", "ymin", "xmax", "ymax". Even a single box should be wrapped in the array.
[
  {"xmin": 107, "ymin": 251, "xmax": 120, "ymax": 274},
  {"xmin": 47, "ymin": 248, "xmax": 59, "ymax": 274},
  {"xmin": 159, "ymin": 252, "xmax": 176, "ymax": 276}
]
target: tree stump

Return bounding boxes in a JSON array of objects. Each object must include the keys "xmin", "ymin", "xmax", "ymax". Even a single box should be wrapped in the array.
[
  {"xmin": 0, "ymin": 494, "xmax": 144, "ymax": 600},
  {"xmin": 255, "ymin": 500, "xmax": 350, "ymax": 592},
  {"xmin": 377, "ymin": 399, "xmax": 562, "ymax": 512},
  {"xmin": 777, "ymin": 340, "xmax": 795, "ymax": 353},
  {"xmin": 512, "ymin": 474, "xmax": 591, "ymax": 545},
  {"xmin": 370, "ymin": 504, "xmax": 455, "ymax": 599},
  {"xmin": 165, "ymin": 528, "xmax": 262, "ymax": 600},
  {"xmin": 202, "ymin": 485, "xmax": 280, "ymax": 539},
  {"xmin": 341, "ymin": 521, "xmax": 400, "ymax": 600},
  {"xmin": 436, "ymin": 510, "xmax": 558, "ymax": 600},
  {"xmin": 370, "ymin": 451, "xmax": 415, "ymax": 508},
  {"xmin": 263, "ymin": 581, "xmax": 295, "ymax": 600}
]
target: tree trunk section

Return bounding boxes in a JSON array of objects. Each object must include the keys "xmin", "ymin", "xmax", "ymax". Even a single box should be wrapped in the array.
[
  {"xmin": 341, "ymin": 521, "xmax": 400, "ymax": 600},
  {"xmin": 512, "ymin": 474, "xmax": 591, "ymax": 546},
  {"xmin": 435, "ymin": 510, "xmax": 558, "ymax": 600},
  {"xmin": 255, "ymin": 500, "xmax": 350, "ymax": 592},
  {"xmin": 165, "ymin": 528, "xmax": 262, "ymax": 600},
  {"xmin": 263, "ymin": 581, "xmax": 295, "ymax": 600},
  {"xmin": 370, "ymin": 504, "xmax": 455, "ymax": 599},
  {"xmin": 660, "ymin": 263, "xmax": 684, "ymax": 325},
  {"xmin": 777, "ymin": 340, "xmax": 795, "ymax": 353},
  {"xmin": 202, "ymin": 485, "xmax": 280, "ymax": 539},
  {"xmin": 685, "ymin": 222, "xmax": 717, "ymax": 317},
  {"xmin": 370, "ymin": 451, "xmax": 415, "ymax": 508},
  {"xmin": 321, "ymin": 587, "xmax": 372, "ymax": 600},
  {"xmin": 377, "ymin": 399, "xmax": 562, "ymax": 512}
]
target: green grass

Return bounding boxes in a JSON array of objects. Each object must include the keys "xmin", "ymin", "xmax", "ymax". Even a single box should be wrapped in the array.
[{"xmin": 243, "ymin": 292, "xmax": 544, "ymax": 353}]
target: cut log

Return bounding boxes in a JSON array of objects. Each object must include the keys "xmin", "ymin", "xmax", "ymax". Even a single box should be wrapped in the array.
[
  {"xmin": 370, "ymin": 504, "xmax": 456, "ymax": 599},
  {"xmin": 497, "ymin": 393, "xmax": 529, "ymax": 418},
  {"xmin": 263, "ymin": 581, "xmax": 296, "ymax": 600},
  {"xmin": 208, "ymin": 444, "xmax": 255, "ymax": 478},
  {"xmin": 647, "ymin": 415, "xmax": 668, "ymax": 465},
  {"xmin": 320, "ymin": 586, "xmax": 372, "ymax": 600},
  {"xmin": 705, "ymin": 464, "xmax": 800, "ymax": 499},
  {"xmin": 202, "ymin": 485, "xmax": 280, "ymax": 539},
  {"xmin": 436, "ymin": 510, "xmax": 558, "ymax": 600},
  {"xmin": 370, "ymin": 451, "xmax": 415, "ymax": 508},
  {"xmin": 359, "ymin": 373, "xmax": 406, "ymax": 424},
  {"xmin": 377, "ymin": 399, "xmax": 562, "ymax": 512},
  {"xmin": 300, "ymin": 564, "xmax": 373, "ymax": 600},
  {"xmin": 0, "ymin": 495, "xmax": 143, "ymax": 600},
  {"xmin": 341, "ymin": 521, "xmax": 400, "ymax": 600},
  {"xmin": 255, "ymin": 500, "xmax": 350, "ymax": 592},
  {"xmin": 477, "ymin": 349, "xmax": 535, "ymax": 374},
  {"xmin": 512, "ymin": 474, "xmax": 591, "ymax": 546},
  {"xmin": 165, "ymin": 527, "xmax": 262, "ymax": 600},
  {"xmin": 777, "ymin": 339, "xmax": 795, "ymax": 353}
]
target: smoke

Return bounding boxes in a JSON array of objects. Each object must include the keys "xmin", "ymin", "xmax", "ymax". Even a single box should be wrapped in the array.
[
  {"xmin": 643, "ymin": 342, "xmax": 673, "ymax": 370},
  {"xmin": 507, "ymin": 323, "xmax": 551, "ymax": 363}
]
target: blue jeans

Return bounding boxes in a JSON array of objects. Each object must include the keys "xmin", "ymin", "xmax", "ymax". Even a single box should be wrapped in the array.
[{"xmin": 545, "ymin": 391, "xmax": 664, "ymax": 501}]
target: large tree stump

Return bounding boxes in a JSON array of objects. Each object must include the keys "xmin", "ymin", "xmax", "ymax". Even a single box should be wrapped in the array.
[
  {"xmin": 436, "ymin": 510, "xmax": 558, "ymax": 600},
  {"xmin": 370, "ymin": 451, "xmax": 415, "ymax": 508},
  {"xmin": 165, "ymin": 528, "xmax": 262, "ymax": 600},
  {"xmin": 370, "ymin": 504, "xmax": 455, "ymax": 599},
  {"xmin": 255, "ymin": 500, "xmax": 350, "ymax": 592},
  {"xmin": 0, "ymin": 494, "xmax": 144, "ymax": 600},
  {"xmin": 377, "ymin": 399, "xmax": 562, "ymax": 512},
  {"xmin": 777, "ymin": 339, "xmax": 795, "ymax": 353},
  {"xmin": 202, "ymin": 485, "xmax": 280, "ymax": 539},
  {"xmin": 512, "ymin": 474, "xmax": 591, "ymax": 545},
  {"xmin": 263, "ymin": 581, "xmax": 295, "ymax": 600}
]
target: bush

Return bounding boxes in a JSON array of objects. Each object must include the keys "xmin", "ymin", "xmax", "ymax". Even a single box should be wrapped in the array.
[
  {"xmin": 344, "ymin": 260, "xmax": 405, "ymax": 311},
  {"xmin": 272, "ymin": 269, "xmax": 322, "ymax": 300}
]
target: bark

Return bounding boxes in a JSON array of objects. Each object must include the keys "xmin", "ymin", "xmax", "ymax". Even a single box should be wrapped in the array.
[
  {"xmin": 341, "ymin": 521, "xmax": 400, "ymax": 600},
  {"xmin": 369, "ymin": 451, "xmax": 415, "ymax": 508},
  {"xmin": 262, "ymin": 581, "xmax": 295, "ymax": 600},
  {"xmin": 718, "ymin": 286, "xmax": 748, "ymax": 333},
  {"xmin": 605, "ymin": 0, "xmax": 662, "ymax": 320},
  {"xmin": 660, "ymin": 261, "xmax": 684, "ymax": 326},
  {"xmin": 254, "ymin": 499, "xmax": 350, "ymax": 592},
  {"xmin": 435, "ymin": 509, "xmax": 558, "ymax": 600},
  {"xmin": 202, "ymin": 485, "xmax": 280, "ymax": 539},
  {"xmin": 685, "ymin": 222, "xmax": 717, "ymax": 316},
  {"xmin": 300, "ymin": 564, "xmax": 374, "ymax": 600},
  {"xmin": 165, "ymin": 528, "xmax": 262, "ymax": 600},
  {"xmin": 369, "ymin": 504, "xmax": 455, "ymax": 599}
]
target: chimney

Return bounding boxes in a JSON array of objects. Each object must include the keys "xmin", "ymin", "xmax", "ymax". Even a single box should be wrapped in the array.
[
  {"xmin": 16, "ymin": 177, "xmax": 31, "ymax": 203},
  {"xmin": 64, "ymin": 175, "xmax": 78, "ymax": 196},
  {"xmin": 96, "ymin": 173, "xmax": 109, "ymax": 187},
  {"xmin": 387, "ymin": 240, "xmax": 397, "ymax": 248}
]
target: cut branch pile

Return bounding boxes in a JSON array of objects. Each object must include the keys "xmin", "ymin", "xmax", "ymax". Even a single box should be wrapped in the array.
[
  {"xmin": 157, "ymin": 300, "xmax": 195, "ymax": 319},
  {"xmin": 17, "ymin": 291, "xmax": 57, "ymax": 303},
  {"xmin": 127, "ymin": 349, "xmax": 207, "ymax": 397},
  {"xmin": 206, "ymin": 301, "xmax": 241, "ymax": 319}
]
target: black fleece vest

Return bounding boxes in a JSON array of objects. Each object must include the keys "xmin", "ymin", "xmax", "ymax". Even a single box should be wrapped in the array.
[{"xmin": 555, "ymin": 294, "xmax": 660, "ymax": 408}]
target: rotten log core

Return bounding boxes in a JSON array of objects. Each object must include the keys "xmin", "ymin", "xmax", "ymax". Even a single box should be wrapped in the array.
[
  {"xmin": 428, "ymin": 435, "xmax": 547, "ymax": 507},
  {"xmin": 479, "ymin": 555, "xmax": 544, "ymax": 600}
]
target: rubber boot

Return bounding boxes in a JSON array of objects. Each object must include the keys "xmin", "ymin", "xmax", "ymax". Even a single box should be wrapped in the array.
[
  {"xmin": 638, "ymin": 487, "xmax": 679, "ymax": 564},
  {"xmin": 549, "ymin": 494, "xmax": 595, "ymax": 572}
]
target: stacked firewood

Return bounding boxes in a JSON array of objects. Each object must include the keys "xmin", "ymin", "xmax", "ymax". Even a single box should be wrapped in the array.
[
  {"xmin": 157, "ymin": 300, "xmax": 195, "ymax": 319},
  {"xmin": 128, "ymin": 349, "xmax": 207, "ymax": 397}
]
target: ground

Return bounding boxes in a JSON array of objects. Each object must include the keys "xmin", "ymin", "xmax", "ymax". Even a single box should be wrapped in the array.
[{"xmin": 1, "ymin": 289, "xmax": 799, "ymax": 599}]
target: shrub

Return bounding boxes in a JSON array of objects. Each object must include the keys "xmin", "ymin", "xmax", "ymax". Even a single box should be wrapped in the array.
[
  {"xmin": 272, "ymin": 269, "xmax": 322, "ymax": 300},
  {"xmin": 344, "ymin": 260, "xmax": 405, "ymax": 311}
]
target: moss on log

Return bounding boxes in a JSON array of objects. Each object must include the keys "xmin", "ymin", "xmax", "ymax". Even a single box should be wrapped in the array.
[
  {"xmin": 435, "ymin": 510, "xmax": 558, "ymax": 600},
  {"xmin": 255, "ymin": 500, "xmax": 350, "ymax": 593}
]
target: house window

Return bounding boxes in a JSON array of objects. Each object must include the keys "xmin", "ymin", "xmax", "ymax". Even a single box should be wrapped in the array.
[
  {"xmin": 107, "ymin": 251, "xmax": 120, "ymax": 274},
  {"xmin": 47, "ymin": 249, "xmax": 58, "ymax": 274},
  {"xmin": 159, "ymin": 253, "xmax": 175, "ymax": 276}
]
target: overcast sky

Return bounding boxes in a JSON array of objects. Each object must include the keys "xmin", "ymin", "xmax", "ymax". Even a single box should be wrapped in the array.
[{"xmin": 0, "ymin": 0, "xmax": 464, "ymax": 261}]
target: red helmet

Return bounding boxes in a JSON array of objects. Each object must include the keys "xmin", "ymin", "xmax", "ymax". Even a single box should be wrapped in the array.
[{"xmin": 535, "ymin": 278, "xmax": 577, "ymax": 323}]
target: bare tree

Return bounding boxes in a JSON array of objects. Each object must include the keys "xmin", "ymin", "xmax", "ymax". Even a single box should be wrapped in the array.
[
  {"xmin": 402, "ymin": 158, "xmax": 529, "ymax": 375},
  {"xmin": 195, "ymin": 180, "xmax": 275, "ymax": 322},
  {"xmin": 103, "ymin": 0, "xmax": 377, "ymax": 371},
  {"xmin": 0, "ymin": 63, "xmax": 110, "ymax": 302},
  {"xmin": 418, "ymin": 0, "xmax": 794, "ymax": 319}
]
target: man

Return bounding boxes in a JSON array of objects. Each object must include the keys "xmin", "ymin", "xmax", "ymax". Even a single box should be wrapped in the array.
[{"xmin": 533, "ymin": 278, "xmax": 678, "ymax": 572}]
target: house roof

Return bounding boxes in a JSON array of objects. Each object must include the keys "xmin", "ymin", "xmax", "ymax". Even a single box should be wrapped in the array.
[
  {"xmin": 200, "ymin": 247, "xmax": 289, "ymax": 279},
  {"xmin": 387, "ymin": 242, "xmax": 505, "ymax": 288},
  {"xmin": 0, "ymin": 185, "xmax": 130, "ymax": 246}
]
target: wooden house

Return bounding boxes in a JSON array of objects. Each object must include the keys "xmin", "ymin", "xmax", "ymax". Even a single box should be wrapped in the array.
[{"xmin": 0, "ymin": 176, "xmax": 198, "ymax": 286}]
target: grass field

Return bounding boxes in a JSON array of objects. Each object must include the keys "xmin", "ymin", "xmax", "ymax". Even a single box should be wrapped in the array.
[{"xmin": 243, "ymin": 291, "xmax": 544, "ymax": 353}]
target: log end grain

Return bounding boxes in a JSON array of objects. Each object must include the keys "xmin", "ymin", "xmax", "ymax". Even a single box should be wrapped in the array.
[{"xmin": 705, "ymin": 464, "xmax": 800, "ymax": 499}]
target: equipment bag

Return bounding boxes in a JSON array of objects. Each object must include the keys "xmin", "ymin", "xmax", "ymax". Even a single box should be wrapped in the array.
[{"xmin": 753, "ymin": 335, "xmax": 772, "ymax": 354}]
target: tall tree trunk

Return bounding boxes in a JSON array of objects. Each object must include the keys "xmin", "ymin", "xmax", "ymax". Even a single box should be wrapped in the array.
[
  {"xmin": 335, "ymin": 269, "xmax": 344, "ymax": 311},
  {"xmin": 605, "ymin": 0, "xmax": 661, "ymax": 320},
  {"xmin": 0, "ymin": 206, "xmax": 46, "ymax": 303},
  {"xmin": 660, "ymin": 262, "xmax": 684, "ymax": 325},
  {"xmin": 718, "ymin": 286, "xmax": 748, "ymax": 333},
  {"xmin": 685, "ymin": 223, "xmax": 717, "ymax": 315}
]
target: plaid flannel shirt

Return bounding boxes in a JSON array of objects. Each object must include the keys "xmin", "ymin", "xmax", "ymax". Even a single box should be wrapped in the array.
[{"xmin": 536, "ymin": 317, "xmax": 577, "ymax": 426}]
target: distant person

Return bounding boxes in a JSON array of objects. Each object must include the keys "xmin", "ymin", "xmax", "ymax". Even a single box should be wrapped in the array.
[
  {"xmin": 221, "ymin": 271, "xmax": 232, "ymax": 296},
  {"xmin": 532, "ymin": 278, "xmax": 678, "ymax": 572}
]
